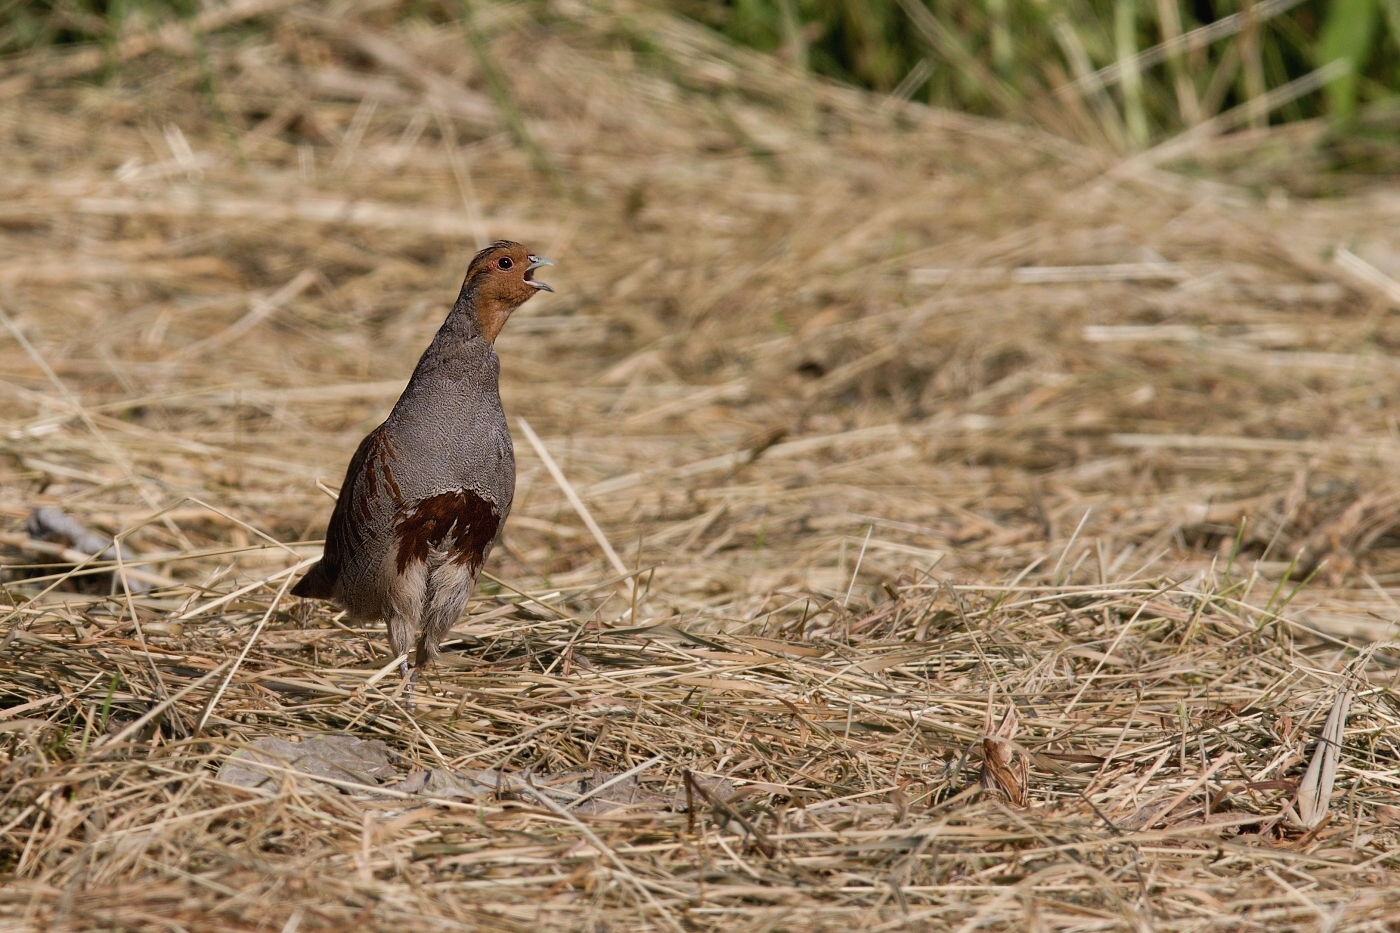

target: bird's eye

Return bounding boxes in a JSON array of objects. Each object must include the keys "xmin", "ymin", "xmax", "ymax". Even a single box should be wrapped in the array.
[{"xmin": 497, "ymin": 257, "xmax": 513, "ymax": 270}]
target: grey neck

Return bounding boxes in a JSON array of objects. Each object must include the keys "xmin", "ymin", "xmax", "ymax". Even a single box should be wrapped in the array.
[{"xmin": 437, "ymin": 282, "xmax": 484, "ymax": 344}]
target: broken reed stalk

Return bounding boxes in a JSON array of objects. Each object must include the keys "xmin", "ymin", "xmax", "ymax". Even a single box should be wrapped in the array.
[{"xmin": 517, "ymin": 416, "xmax": 634, "ymax": 599}]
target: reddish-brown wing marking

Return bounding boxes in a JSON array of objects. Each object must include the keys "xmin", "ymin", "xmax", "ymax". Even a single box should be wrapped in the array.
[
  {"xmin": 292, "ymin": 428, "xmax": 402, "ymax": 599},
  {"xmin": 352, "ymin": 431, "xmax": 402, "ymax": 527},
  {"xmin": 393, "ymin": 490, "xmax": 500, "ymax": 574}
]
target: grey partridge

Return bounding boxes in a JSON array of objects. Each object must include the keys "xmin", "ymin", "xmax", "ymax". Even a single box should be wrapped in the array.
[{"xmin": 293, "ymin": 240, "xmax": 553, "ymax": 691}]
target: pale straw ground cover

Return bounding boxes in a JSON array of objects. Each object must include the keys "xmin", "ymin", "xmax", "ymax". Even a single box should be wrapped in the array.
[{"xmin": 4, "ymin": 2, "xmax": 1400, "ymax": 930}]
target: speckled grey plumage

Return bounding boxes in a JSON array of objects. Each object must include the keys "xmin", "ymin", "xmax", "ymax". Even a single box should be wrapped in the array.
[{"xmin": 294, "ymin": 241, "xmax": 552, "ymax": 684}]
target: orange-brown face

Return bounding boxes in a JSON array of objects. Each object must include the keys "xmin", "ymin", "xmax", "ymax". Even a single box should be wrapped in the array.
[{"xmin": 463, "ymin": 240, "xmax": 554, "ymax": 343}]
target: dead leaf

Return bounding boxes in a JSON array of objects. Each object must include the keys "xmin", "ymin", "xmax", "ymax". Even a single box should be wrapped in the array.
[
  {"xmin": 216, "ymin": 734, "xmax": 397, "ymax": 789},
  {"xmin": 1296, "ymin": 688, "xmax": 1352, "ymax": 829},
  {"xmin": 979, "ymin": 696, "xmax": 1028, "ymax": 808}
]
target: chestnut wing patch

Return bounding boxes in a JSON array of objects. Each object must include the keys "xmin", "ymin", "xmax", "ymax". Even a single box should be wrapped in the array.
[
  {"xmin": 393, "ymin": 490, "xmax": 501, "ymax": 574},
  {"xmin": 351, "ymin": 431, "xmax": 403, "ymax": 530}
]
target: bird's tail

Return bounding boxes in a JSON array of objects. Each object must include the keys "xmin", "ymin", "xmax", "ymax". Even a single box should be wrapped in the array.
[{"xmin": 291, "ymin": 561, "xmax": 336, "ymax": 599}]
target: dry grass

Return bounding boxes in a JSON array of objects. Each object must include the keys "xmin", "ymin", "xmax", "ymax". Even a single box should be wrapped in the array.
[{"xmin": 5, "ymin": 2, "xmax": 1400, "ymax": 930}]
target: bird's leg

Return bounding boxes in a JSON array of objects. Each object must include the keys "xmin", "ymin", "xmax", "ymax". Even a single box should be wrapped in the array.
[
  {"xmin": 385, "ymin": 610, "xmax": 417, "ymax": 709},
  {"xmin": 400, "ymin": 660, "xmax": 421, "ymax": 712}
]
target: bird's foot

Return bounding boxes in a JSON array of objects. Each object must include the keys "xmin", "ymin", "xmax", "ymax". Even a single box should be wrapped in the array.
[{"xmin": 401, "ymin": 664, "xmax": 421, "ymax": 713}]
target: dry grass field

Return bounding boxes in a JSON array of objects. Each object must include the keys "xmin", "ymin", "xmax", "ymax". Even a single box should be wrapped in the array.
[{"xmin": 6, "ymin": 2, "xmax": 1400, "ymax": 930}]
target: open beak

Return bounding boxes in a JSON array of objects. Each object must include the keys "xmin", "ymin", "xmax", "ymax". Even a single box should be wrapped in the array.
[{"xmin": 525, "ymin": 256, "xmax": 555, "ymax": 292}]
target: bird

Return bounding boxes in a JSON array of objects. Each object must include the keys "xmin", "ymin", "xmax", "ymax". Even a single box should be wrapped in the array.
[{"xmin": 293, "ymin": 240, "xmax": 553, "ymax": 696}]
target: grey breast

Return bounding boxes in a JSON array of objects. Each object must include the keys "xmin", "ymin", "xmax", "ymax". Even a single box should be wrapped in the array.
[
  {"xmin": 386, "ymin": 340, "xmax": 514, "ymax": 510},
  {"xmin": 372, "ymin": 339, "xmax": 515, "ymax": 581}
]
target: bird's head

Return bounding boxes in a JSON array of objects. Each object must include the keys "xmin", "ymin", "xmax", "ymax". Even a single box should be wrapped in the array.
[{"xmin": 460, "ymin": 240, "xmax": 554, "ymax": 343}]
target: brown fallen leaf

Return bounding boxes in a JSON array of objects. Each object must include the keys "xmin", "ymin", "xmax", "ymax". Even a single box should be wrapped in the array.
[{"xmin": 979, "ymin": 695, "xmax": 1028, "ymax": 808}]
